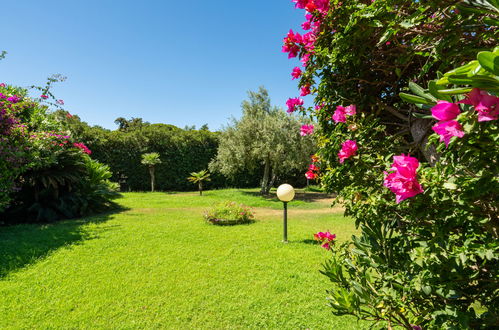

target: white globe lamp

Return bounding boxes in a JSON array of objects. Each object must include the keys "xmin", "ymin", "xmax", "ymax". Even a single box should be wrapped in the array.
[{"xmin": 276, "ymin": 184, "xmax": 295, "ymax": 243}]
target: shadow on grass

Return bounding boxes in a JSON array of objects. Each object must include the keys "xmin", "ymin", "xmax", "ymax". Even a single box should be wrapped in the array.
[
  {"xmin": 241, "ymin": 190, "xmax": 333, "ymax": 203},
  {"xmin": 299, "ymin": 239, "xmax": 319, "ymax": 245},
  {"xmin": 0, "ymin": 207, "xmax": 128, "ymax": 279}
]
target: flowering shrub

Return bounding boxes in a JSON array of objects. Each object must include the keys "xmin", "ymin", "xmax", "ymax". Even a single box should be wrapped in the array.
[
  {"xmin": 314, "ymin": 231, "xmax": 336, "ymax": 250},
  {"xmin": 0, "ymin": 82, "xmax": 119, "ymax": 223},
  {"xmin": 203, "ymin": 201, "xmax": 254, "ymax": 226},
  {"xmin": 282, "ymin": 0, "xmax": 498, "ymax": 328}
]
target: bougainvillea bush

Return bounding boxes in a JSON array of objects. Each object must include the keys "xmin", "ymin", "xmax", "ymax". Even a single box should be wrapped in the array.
[
  {"xmin": 203, "ymin": 201, "xmax": 254, "ymax": 226},
  {"xmin": 282, "ymin": 0, "xmax": 498, "ymax": 329},
  {"xmin": 0, "ymin": 83, "xmax": 119, "ymax": 223}
]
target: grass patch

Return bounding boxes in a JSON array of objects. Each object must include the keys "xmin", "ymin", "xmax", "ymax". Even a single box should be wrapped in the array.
[{"xmin": 0, "ymin": 189, "xmax": 366, "ymax": 329}]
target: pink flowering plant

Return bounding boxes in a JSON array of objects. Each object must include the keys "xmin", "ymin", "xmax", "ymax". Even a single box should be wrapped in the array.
[
  {"xmin": 282, "ymin": 0, "xmax": 498, "ymax": 329},
  {"xmin": 203, "ymin": 201, "xmax": 255, "ymax": 226}
]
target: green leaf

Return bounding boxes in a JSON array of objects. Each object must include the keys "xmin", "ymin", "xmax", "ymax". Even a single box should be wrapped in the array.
[
  {"xmin": 477, "ymin": 51, "xmax": 499, "ymax": 75},
  {"xmin": 438, "ymin": 87, "xmax": 473, "ymax": 95},
  {"xmin": 409, "ymin": 82, "xmax": 437, "ymax": 102},
  {"xmin": 428, "ymin": 81, "xmax": 452, "ymax": 102},
  {"xmin": 399, "ymin": 93, "xmax": 433, "ymax": 105}
]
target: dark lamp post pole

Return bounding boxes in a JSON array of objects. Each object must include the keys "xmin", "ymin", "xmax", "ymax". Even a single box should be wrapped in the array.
[{"xmin": 283, "ymin": 201, "xmax": 288, "ymax": 243}]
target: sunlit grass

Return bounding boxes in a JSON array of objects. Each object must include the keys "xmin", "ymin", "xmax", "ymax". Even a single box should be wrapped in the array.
[{"xmin": 0, "ymin": 189, "xmax": 367, "ymax": 329}]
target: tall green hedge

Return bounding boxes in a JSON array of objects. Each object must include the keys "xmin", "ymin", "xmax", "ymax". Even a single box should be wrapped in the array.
[{"xmin": 62, "ymin": 116, "xmax": 308, "ymax": 191}]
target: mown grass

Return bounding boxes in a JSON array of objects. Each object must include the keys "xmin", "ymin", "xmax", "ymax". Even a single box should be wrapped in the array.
[{"xmin": 0, "ymin": 189, "xmax": 367, "ymax": 329}]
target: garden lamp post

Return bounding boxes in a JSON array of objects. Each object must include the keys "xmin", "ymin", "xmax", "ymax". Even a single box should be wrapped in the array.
[{"xmin": 276, "ymin": 184, "xmax": 295, "ymax": 243}]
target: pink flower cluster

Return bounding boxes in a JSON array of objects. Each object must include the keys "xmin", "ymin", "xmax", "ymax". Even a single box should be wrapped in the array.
[
  {"xmin": 338, "ymin": 140, "xmax": 357, "ymax": 163},
  {"xmin": 384, "ymin": 155, "xmax": 424, "ymax": 204},
  {"xmin": 460, "ymin": 88, "xmax": 499, "ymax": 122},
  {"xmin": 333, "ymin": 105, "xmax": 356, "ymax": 123},
  {"xmin": 305, "ymin": 154, "xmax": 319, "ymax": 179},
  {"xmin": 73, "ymin": 142, "xmax": 92, "ymax": 155},
  {"xmin": 430, "ymin": 88, "xmax": 498, "ymax": 147},
  {"xmin": 286, "ymin": 97, "xmax": 304, "ymax": 113},
  {"xmin": 300, "ymin": 124, "xmax": 314, "ymax": 136},
  {"xmin": 430, "ymin": 101, "xmax": 464, "ymax": 147},
  {"xmin": 314, "ymin": 231, "xmax": 336, "ymax": 250}
]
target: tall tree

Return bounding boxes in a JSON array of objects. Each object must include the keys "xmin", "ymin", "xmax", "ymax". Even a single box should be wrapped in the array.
[
  {"xmin": 141, "ymin": 152, "xmax": 161, "ymax": 192},
  {"xmin": 210, "ymin": 87, "xmax": 316, "ymax": 195}
]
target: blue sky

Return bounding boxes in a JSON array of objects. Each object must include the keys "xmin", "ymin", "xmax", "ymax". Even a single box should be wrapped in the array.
[{"xmin": 1, "ymin": 1, "xmax": 306, "ymax": 130}]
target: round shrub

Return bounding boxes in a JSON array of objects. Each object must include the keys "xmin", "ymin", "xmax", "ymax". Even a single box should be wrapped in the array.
[{"xmin": 203, "ymin": 201, "xmax": 254, "ymax": 225}]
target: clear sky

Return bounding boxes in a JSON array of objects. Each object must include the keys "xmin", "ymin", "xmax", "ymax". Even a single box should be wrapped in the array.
[{"xmin": 1, "ymin": 0, "xmax": 306, "ymax": 130}]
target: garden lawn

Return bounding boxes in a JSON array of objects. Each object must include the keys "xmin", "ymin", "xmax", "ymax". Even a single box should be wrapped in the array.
[{"xmin": 0, "ymin": 189, "xmax": 367, "ymax": 329}]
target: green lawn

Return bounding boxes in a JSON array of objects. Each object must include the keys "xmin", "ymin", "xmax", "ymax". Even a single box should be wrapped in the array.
[{"xmin": 0, "ymin": 189, "xmax": 367, "ymax": 329}]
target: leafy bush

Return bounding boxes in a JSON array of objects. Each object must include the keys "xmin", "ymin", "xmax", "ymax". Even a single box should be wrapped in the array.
[
  {"xmin": 0, "ymin": 82, "xmax": 120, "ymax": 224},
  {"xmin": 203, "ymin": 201, "xmax": 254, "ymax": 226}
]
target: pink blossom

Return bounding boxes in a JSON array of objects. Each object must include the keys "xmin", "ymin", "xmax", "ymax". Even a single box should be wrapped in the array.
[
  {"xmin": 286, "ymin": 97, "xmax": 304, "ymax": 113},
  {"xmin": 345, "ymin": 104, "xmax": 356, "ymax": 116},
  {"xmin": 432, "ymin": 120, "xmax": 465, "ymax": 147},
  {"xmin": 56, "ymin": 99, "xmax": 65, "ymax": 105},
  {"xmin": 332, "ymin": 106, "xmax": 347, "ymax": 123},
  {"xmin": 0, "ymin": 83, "xmax": 5, "ymax": 87},
  {"xmin": 314, "ymin": 231, "xmax": 336, "ymax": 250},
  {"xmin": 302, "ymin": 20, "xmax": 311, "ymax": 30},
  {"xmin": 305, "ymin": 170, "xmax": 317, "ymax": 179},
  {"xmin": 460, "ymin": 88, "xmax": 499, "ymax": 122},
  {"xmin": 301, "ymin": 53, "xmax": 311, "ymax": 67},
  {"xmin": 431, "ymin": 101, "xmax": 460, "ymax": 121},
  {"xmin": 40, "ymin": 94, "xmax": 48, "ymax": 99},
  {"xmin": 282, "ymin": 29, "xmax": 302, "ymax": 58},
  {"xmin": 315, "ymin": 103, "xmax": 325, "ymax": 111},
  {"xmin": 293, "ymin": 0, "xmax": 309, "ymax": 9},
  {"xmin": 309, "ymin": 163, "xmax": 319, "ymax": 171},
  {"xmin": 338, "ymin": 140, "xmax": 358, "ymax": 163},
  {"xmin": 7, "ymin": 95, "xmax": 20, "ymax": 103},
  {"xmin": 73, "ymin": 142, "xmax": 92, "ymax": 155},
  {"xmin": 291, "ymin": 67, "xmax": 302, "ymax": 80},
  {"xmin": 384, "ymin": 154, "xmax": 423, "ymax": 203},
  {"xmin": 300, "ymin": 84, "xmax": 311, "ymax": 96},
  {"xmin": 300, "ymin": 124, "xmax": 314, "ymax": 136}
]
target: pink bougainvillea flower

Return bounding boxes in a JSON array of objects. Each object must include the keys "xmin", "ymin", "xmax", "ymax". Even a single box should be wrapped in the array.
[
  {"xmin": 460, "ymin": 88, "xmax": 499, "ymax": 122},
  {"xmin": 332, "ymin": 106, "xmax": 347, "ymax": 123},
  {"xmin": 291, "ymin": 67, "xmax": 302, "ymax": 80},
  {"xmin": 431, "ymin": 100, "xmax": 460, "ymax": 121},
  {"xmin": 345, "ymin": 104, "xmax": 356, "ymax": 116},
  {"xmin": 314, "ymin": 230, "xmax": 336, "ymax": 250},
  {"xmin": 286, "ymin": 97, "xmax": 304, "ymax": 113},
  {"xmin": 56, "ymin": 99, "xmax": 65, "ymax": 105},
  {"xmin": 40, "ymin": 94, "xmax": 48, "ymax": 99},
  {"xmin": 300, "ymin": 124, "xmax": 314, "ymax": 136},
  {"xmin": 301, "ymin": 53, "xmax": 311, "ymax": 67},
  {"xmin": 7, "ymin": 95, "xmax": 20, "ymax": 103},
  {"xmin": 293, "ymin": 0, "xmax": 309, "ymax": 9},
  {"xmin": 384, "ymin": 154, "xmax": 423, "ymax": 203},
  {"xmin": 66, "ymin": 113, "xmax": 73, "ymax": 119},
  {"xmin": 0, "ymin": 83, "xmax": 6, "ymax": 87},
  {"xmin": 282, "ymin": 29, "xmax": 302, "ymax": 58},
  {"xmin": 332, "ymin": 104, "xmax": 357, "ymax": 123},
  {"xmin": 305, "ymin": 170, "xmax": 317, "ymax": 180},
  {"xmin": 432, "ymin": 120, "xmax": 465, "ymax": 147},
  {"xmin": 73, "ymin": 142, "xmax": 92, "ymax": 155},
  {"xmin": 338, "ymin": 140, "xmax": 358, "ymax": 163},
  {"xmin": 0, "ymin": 93, "xmax": 6, "ymax": 99},
  {"xmin": 300, "ymin": 84, "xmax": 311, "ymax": 96},
  {"xmin": 309, "ymin": 163, "xmax": 319, "ymax": 171}
]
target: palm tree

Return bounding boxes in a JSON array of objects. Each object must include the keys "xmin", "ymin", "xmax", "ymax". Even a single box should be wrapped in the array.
[
  {"xmin": 141, "ymin": 152, "xmax": 161, "ymax": 192},
  {"xmin": 187, "ymin": 170, "xmax": 211, "ymax": 196}
]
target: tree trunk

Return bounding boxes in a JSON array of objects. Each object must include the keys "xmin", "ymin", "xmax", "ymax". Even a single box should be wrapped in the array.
[
  {"xmin": 410, "ymin": 118, "xmax": 439, "ymax": 166},
  {"xmin": 199, "ymin": 182, "xmax": 203, "ymax": 196},
  {"xmin": 149, "ymin": 166, "xmax": 155, "ymax": 192},
  {"xmin": 260, "ymin": 156, "xmax": 271, "ymax": 195}
]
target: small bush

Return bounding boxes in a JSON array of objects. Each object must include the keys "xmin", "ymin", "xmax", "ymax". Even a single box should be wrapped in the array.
[{"xmin": 203, "ymin": 201, "xmax": 254, "ymax": 225}]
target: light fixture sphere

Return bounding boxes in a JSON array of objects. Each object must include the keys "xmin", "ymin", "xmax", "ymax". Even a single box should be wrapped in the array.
[{"xmin": 277, "ymin": 184, "xmax": 295, "ymax": 202}]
